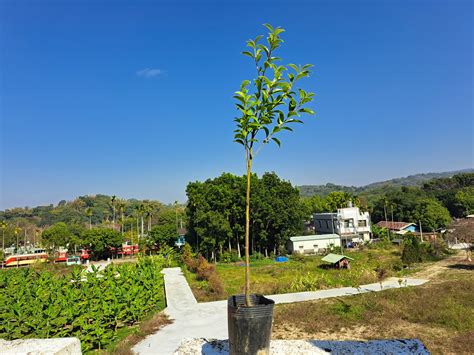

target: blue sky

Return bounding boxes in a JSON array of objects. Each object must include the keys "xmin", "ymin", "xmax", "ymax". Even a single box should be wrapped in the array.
[{"xmin": 1, "ymin": 0, "xmax": 472, "ymax": 209}]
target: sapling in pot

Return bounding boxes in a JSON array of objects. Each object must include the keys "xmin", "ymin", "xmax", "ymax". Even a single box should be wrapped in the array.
[{"xmin": 228, "ymin": 23, "xmax": 315, "ymax": 354}]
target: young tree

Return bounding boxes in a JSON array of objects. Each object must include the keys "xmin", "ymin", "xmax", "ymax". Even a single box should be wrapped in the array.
[{"xmin": 233, "ymin": 24, "xmax": 315, "ymax": 305}]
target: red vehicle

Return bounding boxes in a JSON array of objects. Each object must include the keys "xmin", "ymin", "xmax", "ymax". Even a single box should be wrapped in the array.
[
  {"xmin": 55, "ymin": 250, "xmax": 68, "ymax": 263},
  {"xmin": 119, "ymin": 243, "xmax": 139, "ymax": 256},
  {"xmin": 80, "ymin": 249, "xmax": 90, "ymax": 261}
]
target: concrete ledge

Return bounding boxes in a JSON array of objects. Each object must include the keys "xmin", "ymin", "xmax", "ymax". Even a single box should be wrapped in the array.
[
  {"xmin": 0, "ymin": 337, "xmax": 81, "ymax": 355},
  {"xmin": 175, "ymin": 338, "xmax": 429, "ymax": 354}
]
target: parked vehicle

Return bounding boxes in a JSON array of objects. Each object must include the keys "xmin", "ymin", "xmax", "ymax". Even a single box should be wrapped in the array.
[
  {"xmin": 4, "ymin": 248, "xmax": 48, "ymax": 267},
  {"xmin": 66, "ymin": 256, "xmax": 81, "ymax": 266}
]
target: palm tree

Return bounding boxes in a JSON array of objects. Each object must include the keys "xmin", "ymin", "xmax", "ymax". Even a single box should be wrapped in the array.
[
  {"xmin": 117, "ymin": 199, "xmax": 127, "ymax": 236},
  {"xmin": 1, "ymin": 221, "xmax": 7, "ymax": 269},
  {"xmin": 134, "ymin": 204, "xmax": 142, "ymax": 239},
  {"xmin": 14, "ymin": 227, "xmax": 22, "ymax": 267},
  {"xmin": 111, "ymin": 195, "xmax": 117, "ymax": 224},
  {"xmin": 138, "ymin": 203, "xmax": 146, "ymax": 237},
  {"xmin": 143, "ymin": 201, "xmax": 154, "ymax": 232},
  {"xmin": 85, "ymin": 208, "xmax": 93, "ymax": 229}
]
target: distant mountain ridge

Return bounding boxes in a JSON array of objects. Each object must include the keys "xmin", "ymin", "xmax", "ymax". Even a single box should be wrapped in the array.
[{"xmin": 298, "ymin": 168, "xmax": 474, "ymax": 197}]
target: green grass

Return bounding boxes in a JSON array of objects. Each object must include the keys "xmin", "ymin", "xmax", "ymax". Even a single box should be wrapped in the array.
[{"xmin": 186, "ymin": 247, "xmax": 413, "ymax": 301}]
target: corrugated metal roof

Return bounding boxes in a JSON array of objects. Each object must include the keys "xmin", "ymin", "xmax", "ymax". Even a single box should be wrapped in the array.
[
  {"xmin": 289, "ymin": 234, "xmax": 340, "ymax": 242},
  {"xmin": 321, "ymin": 253, "xmax": 354, "ymax": 263},
  {"xmin": 376, "ymin": 221, "xmax": 415, "ymax": 230}
]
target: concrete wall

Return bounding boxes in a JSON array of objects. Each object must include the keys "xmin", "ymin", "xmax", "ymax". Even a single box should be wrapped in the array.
[{"xmin": 289, "ymin": 237, "xmax": 341, "ymax": 254}]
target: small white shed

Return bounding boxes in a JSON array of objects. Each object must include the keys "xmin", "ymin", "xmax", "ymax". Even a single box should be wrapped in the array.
[{"xmin": 288, "ymin": 234, "xmax": 341, "ymax": 255}]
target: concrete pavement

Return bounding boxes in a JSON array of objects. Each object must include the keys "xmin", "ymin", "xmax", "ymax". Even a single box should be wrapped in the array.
[{"xmin": 133, "ymin": 268, "xmax": 428, "ymax": 355}]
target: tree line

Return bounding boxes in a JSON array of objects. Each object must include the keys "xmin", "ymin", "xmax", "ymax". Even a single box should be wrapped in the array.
[
  {"xmin": 0, "ymin": 195, "xmax": 185, "ymax": 260},
  {"xmin": 1, "ymin": 172, "xmax": 472, "ymax": 261}
]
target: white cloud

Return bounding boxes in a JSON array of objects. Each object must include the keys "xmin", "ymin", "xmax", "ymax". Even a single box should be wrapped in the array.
[{"xmin": 136, "ymin": 68, "xmax": 165, "ymax": 78}]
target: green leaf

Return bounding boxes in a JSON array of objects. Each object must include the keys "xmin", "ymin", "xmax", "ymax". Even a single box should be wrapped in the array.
[
  {"xmin": 288, "ymin": 63, "xmax": 298, "ymax": 72},
  {"xmin": 299, "ymin": 108, "xmax": 315, "ymax": 115},
  {"xmin": 263, "ymin": 23, "xmax": 274, "ymax": 32},
  {"xmin": 242, "ymin": 51, "xmax": 254, "ymax": 59},
  {"xmin": 271, "ymin": 137, "xmax": 281, "ymax": 146}
]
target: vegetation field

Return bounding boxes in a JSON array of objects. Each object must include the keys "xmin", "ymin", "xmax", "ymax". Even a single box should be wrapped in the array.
[
  {"xmin": 272, "ymin": 255, "xmax": 474, "ymax": 354},
  {"xmin": 185, "ymin": 246, "xmax": 417, "ymax": 302},
  {"xmin": 0, "ymin": 256, "xmax": 169, "ymax": 352}
]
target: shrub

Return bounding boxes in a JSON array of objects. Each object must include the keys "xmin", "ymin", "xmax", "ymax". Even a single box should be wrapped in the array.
[
  {"xmin": 290, "ymin": 252, "xmax": 306, "ymax": 263},
  {"xmin": 250, "ymin": 252, "xmax": 264, "ymax": 261},
  {"xmin": 290, "ymin": 272, "xmax": 329, "ymax": 292},
  {"xmin": 181, "ymin": 244, "xmax": 194, "ymax": 264},
  {"xmin": 196, "ymin": 256, "xmax": 215, "ymax": 281},
  {"xmin": 220, "ymin": 251, "xmax": 241, "ymax": 263},
  {"xmin": 207, "ymin": 273, "xmax": 224, "ymax": 296},
  {"xmin": 401, "ymin": 233, "xmax": 424, "ymax": 265}
]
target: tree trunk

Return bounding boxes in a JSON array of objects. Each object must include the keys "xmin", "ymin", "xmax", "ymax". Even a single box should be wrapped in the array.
[
  {"xmin": 141, "ymin": 217, "xmax": 144, "ymax": 237},
  {"xmin": 136, "ymin": 218, "xmax": 139, "ymax": 239},
  {"xmin": 237, "ymin": 239, "xmax": 241, "ymax": 258},
  {"xmin": 244, "ymin": 150, "xmax": 252, "ymax": 306},
  {"xmin": 228, "ymin": 238, "xmax": 232, "ymax": 252}
]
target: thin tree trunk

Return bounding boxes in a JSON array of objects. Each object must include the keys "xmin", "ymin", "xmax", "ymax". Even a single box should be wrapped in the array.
[
  {"xmin": 141, "ymin": 217, "xmax": 144, "ymax": 237},
  {"xmin": 136, "ymin": 218, "xmax": 139, "ymax": 239},
  {"xmin": 244, "ymin": 150, "xmax": 252, "ymax": 306},
  {"xmin": 237, "ymin": 238, "xmax": 241, "ymax": 258}
]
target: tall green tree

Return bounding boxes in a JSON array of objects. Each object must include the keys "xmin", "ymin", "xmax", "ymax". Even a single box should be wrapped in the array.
[
  {"xmin": 233, "ymin": 24, "xmax": 315, "ymax": 305},
  {"xmin": 81, "ymin": 228, "xmax": 123, "ymax": 260},
  {"xmin": 110, "ymin": 195, "xmax": 117, "ymax": 224},
  {"xmin": 85, "ymin": 208, "xmax": 93, "ymax": 229}
]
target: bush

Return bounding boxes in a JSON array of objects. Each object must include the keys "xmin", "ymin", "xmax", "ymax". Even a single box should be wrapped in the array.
[
  {"xmin": 220, "ymin": 251, "xmax": 240, "ymax": 263},
  {"xmin": 250, "ymin": 252, "xmax": 264, "ymax": 261},
  {"xmin": 184, "ymin": 254, "xmax": 225, "ymax": 298},
  {"xmin": 401, "ymin": 233, "xmax": 424, "ymax": 265},
  {"xmin": 196, "ymin": 256, "xmax": 215, "ymax": 281},
  {"xmin": 289, "ymin": 252, "xmax": 306, "ymax": 263},
  {"xmin": 207, "ymin": 273, "xmax": 224, "ymax": 295}
]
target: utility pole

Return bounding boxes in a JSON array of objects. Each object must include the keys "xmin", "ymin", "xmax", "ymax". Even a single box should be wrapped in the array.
[
  {"xmin": 419, "ymin": 221, "xmax": 423, "ymax": 242},
  {"xmin": 174, "ymin": 201, "xmax": 179, "ymax": 233},
  {"xmin": 1, "ymin": 222, "xmax": 7, "ymax": 269}
]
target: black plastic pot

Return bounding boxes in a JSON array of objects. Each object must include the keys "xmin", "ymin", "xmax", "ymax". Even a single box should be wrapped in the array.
[{"xmin": 227, "ymin": 294, "xmax": 275, "ymax": 355}]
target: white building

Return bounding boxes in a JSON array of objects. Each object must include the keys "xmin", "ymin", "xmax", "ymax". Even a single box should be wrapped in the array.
[
  {"xmin": 288, "ymin": 234, "xmax": 341, "ymax": 254},
  {"xmin": 313, "ymin": 203, "xmax": 371, "ymax": 245}
]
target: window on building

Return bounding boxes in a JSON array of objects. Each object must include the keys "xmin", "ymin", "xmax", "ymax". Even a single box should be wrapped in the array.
[
  {"xmin": 344, "ymin": 219, "xmax": 353, "ymax": 228},
  {"xmin": 358, "ymin": 220, "xmax": 367, "ymax": 227},
  {"xmin": 299, "ymin": 245, "xmax": 304, "ymax": 249},
  {"xmin": 313, "ymin": 244, "xmax": 318, "ymax": 248},
  {"xmin": 318, "ymin": 221, "xmax": 322, "ymax": 228}
]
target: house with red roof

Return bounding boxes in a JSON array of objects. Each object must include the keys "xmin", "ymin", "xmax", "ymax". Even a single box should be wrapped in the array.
[{"xmin": 375, "ymin": 221, "xmax": 418, "ymax": 235}]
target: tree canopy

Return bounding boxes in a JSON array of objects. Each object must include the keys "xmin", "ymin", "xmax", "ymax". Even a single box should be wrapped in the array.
[{"xmin": 186, "ymin": 172, "xmax": 304, "ymax": 258}]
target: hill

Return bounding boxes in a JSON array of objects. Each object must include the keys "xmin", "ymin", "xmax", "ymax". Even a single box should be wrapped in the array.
[{"xmin": 298, "ymin": 169, "xmax": 474, "ymax": 197}]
